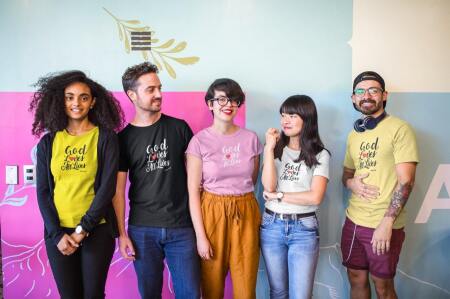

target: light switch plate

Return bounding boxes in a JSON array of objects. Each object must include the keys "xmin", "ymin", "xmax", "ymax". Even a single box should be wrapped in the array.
[
  {"xmin": 23, "ymin": 165, "xmax": 36, "ymax": 184},
  {"xmin": 6, "ymin": 165, "xmax": 19, "ymax": 185}
]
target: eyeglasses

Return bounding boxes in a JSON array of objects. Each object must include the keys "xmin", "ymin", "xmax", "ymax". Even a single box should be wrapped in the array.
[
  {"xmin": 212, "ymin": 96, "xmax": 241, "ymax": 107},
  {"xmin": 353, "ymin": 87, "xmax": 384, "ymax": 97}
]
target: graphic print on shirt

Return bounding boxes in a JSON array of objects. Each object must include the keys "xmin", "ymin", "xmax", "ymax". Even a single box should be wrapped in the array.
[
  {"xmin": 145, "ymin": 138, "xmax": 171, "ymax": 172},
  {"xmin": 61, "ymin": 144, "xmax": 88, "ymax": 171},
  {"xmin": 279, "ymin": 162, "xmax": 300, "ymax": 182},
  {"xmin": 358, "ymin": 137, "xmax": 379, "ymax": 171},
  {"xmin": 222, "ymin": 143, "xmax": 241, "ymax": 167}
]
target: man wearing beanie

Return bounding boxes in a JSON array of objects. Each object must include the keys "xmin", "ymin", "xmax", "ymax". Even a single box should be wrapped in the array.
[{"xmin": 340, "ymin": 71, "xmax": 419, "ymax": 298}]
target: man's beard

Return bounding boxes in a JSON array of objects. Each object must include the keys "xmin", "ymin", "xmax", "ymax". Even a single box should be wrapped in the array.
[
  {"xmin": 139, "ymin": 97, "xmax": 162, "ymax": 112},
  {"xmin": 357, "ymin": 99, "xmax": 383, "ymax": 115}
]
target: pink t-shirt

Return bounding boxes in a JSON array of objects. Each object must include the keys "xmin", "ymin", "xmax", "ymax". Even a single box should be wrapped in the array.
[{"xmin": 186, "ymin": 127, "xmax": 263, "ymax": 195}]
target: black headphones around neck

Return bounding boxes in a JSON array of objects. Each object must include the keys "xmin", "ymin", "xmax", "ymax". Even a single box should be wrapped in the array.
[{"xmin": 353, "ymin": 111, "xmax": 387, "ymax": 133}]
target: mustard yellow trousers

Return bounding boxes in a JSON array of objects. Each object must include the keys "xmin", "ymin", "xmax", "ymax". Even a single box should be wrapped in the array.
[{"xmin": 200, "ymin": 191, "xmax": 261, "ymax": 299}]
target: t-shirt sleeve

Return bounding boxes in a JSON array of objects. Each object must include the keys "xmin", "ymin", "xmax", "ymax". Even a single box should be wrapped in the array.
[
  {"xmin": 185, "ymin": 134, "xmax": 202, "ymax": 158},
  {"xmin": 182, "ymin": 121, "xmax": 194, "ymax": 152},
  {"xmin": 343, "ymin": 134, "xmax": 355, "ymax": 169},
  {"xmin": 313, "ymin": 150, "xmax": 330, "ymax": 179},
  {"xmin": 253, "ymin": 133, "xmax": 263, "ymax": 156},
  {"xmin": 393, "ymin": 123, "xmax": 419, "ymax": 164},
  {"xmin": 118, "ymin": 133, "xmax": 129, "ymax": 172}
]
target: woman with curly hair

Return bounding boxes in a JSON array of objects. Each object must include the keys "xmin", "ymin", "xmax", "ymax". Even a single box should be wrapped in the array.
[{"xmin": 30, "ymin": 70, "xmax": 124, "ymax": 299}]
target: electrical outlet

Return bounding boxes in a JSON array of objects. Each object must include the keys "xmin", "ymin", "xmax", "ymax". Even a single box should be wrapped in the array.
[
  {"xmin": 23, "ymin": 165, "xmax": 36, "ymax": 184},
  {"xmin": 6, "ymin": 165, "xmax": 19, "ymax": 185}
]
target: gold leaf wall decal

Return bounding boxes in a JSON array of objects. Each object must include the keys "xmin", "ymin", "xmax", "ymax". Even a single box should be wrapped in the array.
[
  {"xmin": 104, "ymin": 8, "xmax": 200, "ymax": 79},
  {"xmin": 154, "ymin": 39, "xmax": 175, "ymax": 49}
]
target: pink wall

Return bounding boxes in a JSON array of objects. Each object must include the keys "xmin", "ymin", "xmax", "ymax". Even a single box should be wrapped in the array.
[{"xmin": 0, "ymin": 92, "xmax": 245, "ymax": 298}]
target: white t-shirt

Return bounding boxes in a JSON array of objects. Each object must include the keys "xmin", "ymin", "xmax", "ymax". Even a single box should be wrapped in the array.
[{"xmin": 265, "ymin": 147, "xmax": 330, "ymax": 214}]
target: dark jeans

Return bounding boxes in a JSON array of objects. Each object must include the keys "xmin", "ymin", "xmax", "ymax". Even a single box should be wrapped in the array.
[
  {"xmin": 128, "ymin": 225, "xmax": 201, "ymax": 299},
  {"xmin": 45, "ymin": 224, "xmax": 115, "ymax": 299}
]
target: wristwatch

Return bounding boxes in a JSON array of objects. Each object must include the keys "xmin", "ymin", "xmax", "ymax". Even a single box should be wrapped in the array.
[
  {"xmin": 75, "ymin": 225, "xmax": 86, "ymax": 235},
  {"xmin": 276, "ymin": 192, "xmax": 284, "ymax": 202}
]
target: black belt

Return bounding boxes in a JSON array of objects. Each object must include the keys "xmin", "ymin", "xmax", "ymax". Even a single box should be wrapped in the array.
[{"xmin": 264, "ymin": 208, "xmax": 316, "ymax": 221}]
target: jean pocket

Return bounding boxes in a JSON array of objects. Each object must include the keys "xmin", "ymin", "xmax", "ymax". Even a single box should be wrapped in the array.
[
  {"xmin": 261, "ymin": 212, "xmax": 274, "ymax": 227},
  {"xmin": 300, "ymin": 216, "xmax": 319, "ymax": 231}
]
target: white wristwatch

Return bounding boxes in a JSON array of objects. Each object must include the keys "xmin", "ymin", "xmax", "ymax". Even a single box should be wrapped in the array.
[
  {"xmin": 276, "ymin": 192, "xmax": 284, "ymax": 202},
  {"xmin": 75, "ymin": 225, "xmax": 85, "ymax": 235}
]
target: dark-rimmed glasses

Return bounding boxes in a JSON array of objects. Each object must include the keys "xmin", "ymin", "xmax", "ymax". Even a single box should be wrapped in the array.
[
  {"xmin": 211, "ymin": 96, "xmax": 241, "ymax": 107},
  {"xmin": 353, "ymin": 87, "xmax": 384, "ymax": 97}
]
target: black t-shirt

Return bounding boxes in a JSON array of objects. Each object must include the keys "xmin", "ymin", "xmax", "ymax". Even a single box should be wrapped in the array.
[{"xmin": 118, "ymin": 114, "xmax": 193, "ymax": 227}]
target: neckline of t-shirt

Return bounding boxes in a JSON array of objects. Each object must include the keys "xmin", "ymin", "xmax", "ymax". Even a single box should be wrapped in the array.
[
  {"xmin": 378, "ymin": 114, "xmax": 391, "ymax": 127},
  {"xmin": 206, "ymin": 126, "xmax": 243, "ymax": 138},
  {"xmin": 62, "ymin": 126, "xmax": 98, "ymax": 137},
  {"xmin": 128, "ymin": 114, "xmax": 165, "ymax": 129},
  {"xmin": 284, "ymin": 146, "xmax": 300, "ymax": 154}
]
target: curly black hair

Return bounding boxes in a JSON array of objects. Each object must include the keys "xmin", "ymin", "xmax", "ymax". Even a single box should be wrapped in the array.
[{"xmin": 30, "ymin": 70, "xmax": 125, "ymax": 136}]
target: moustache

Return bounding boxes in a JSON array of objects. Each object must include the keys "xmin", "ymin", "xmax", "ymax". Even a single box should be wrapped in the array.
[{"xmin": 359, "ymin": 99, "xmax": 376, "ymax": 106}]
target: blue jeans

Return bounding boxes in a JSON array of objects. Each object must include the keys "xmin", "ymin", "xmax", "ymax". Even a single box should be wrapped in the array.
[
  {"xmin": 260, "ymin": 211, "xmax": 319, "ymax": 299},
  {"xmin": 128, "ymin": 225, "xmax": 201, "ymax": 299}
]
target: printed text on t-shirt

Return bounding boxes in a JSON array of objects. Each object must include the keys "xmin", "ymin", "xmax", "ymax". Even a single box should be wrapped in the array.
[
  {"xmin": 146, "ymin": 139, "xmax": 171, "ymax": 172},
  {"xmin": 222, "ymin": 143, "xmax": 241, "ymax": 167},
  {"xmin": 358, "ymin": 137, "xmax": 379, "ymax": 170},
  {"xmin": 280, "ymin": 162, "xmax": 300, "ymax": 181},
  {"xmin": 61, "ymin": 145, "xmax": 87, "ymax": 171}
]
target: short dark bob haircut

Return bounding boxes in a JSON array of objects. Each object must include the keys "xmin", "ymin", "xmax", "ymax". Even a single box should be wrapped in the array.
[{"xmin": 204, "ymin": 78, "xmax": 245, "ymax": 107}]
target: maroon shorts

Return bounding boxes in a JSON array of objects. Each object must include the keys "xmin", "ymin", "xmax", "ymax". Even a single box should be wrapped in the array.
[{"xmin": 340, "ymin": 217, "xmax": 405, "ymax": 279}]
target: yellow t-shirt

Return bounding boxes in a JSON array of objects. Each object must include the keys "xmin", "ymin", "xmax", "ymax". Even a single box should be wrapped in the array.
[
  {"xmin": 343, "ymin": 115, "xmax": 419, "ymax": 229},
  {"xmin": 51, "ymin": 127, "xmax": 99, "ymax": 228}
]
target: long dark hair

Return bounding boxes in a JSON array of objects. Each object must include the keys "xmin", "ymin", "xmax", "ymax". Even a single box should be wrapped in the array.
[
  {"xmin": 274, "ymin": 95, "xmax": 329, "ymax": 168},
  {"xmin": 30, "ymin": 70, "xmax": 125, "ymax": 137}
]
